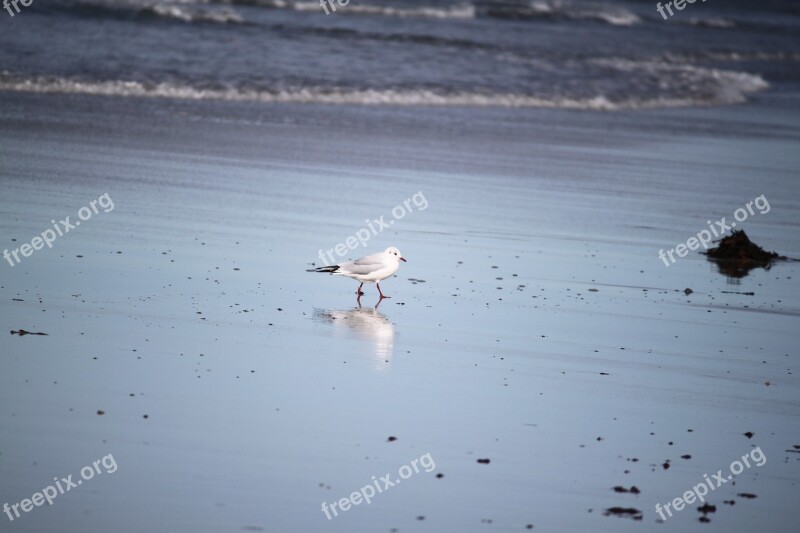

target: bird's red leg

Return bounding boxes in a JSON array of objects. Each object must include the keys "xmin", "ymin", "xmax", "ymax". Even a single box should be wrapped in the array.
[
  {"xmin": 356, "ymin": 282, "xmax": 364, "ymax": 296},
  {"xmin": 377, "ymin": 282, "xmax": 390, "ymax": 299}
]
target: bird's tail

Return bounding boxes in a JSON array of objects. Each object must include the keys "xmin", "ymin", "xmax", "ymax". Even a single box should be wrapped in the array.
[{"xmin": 306, "ymin": 265, "xmax": 340, "ymax": 273}]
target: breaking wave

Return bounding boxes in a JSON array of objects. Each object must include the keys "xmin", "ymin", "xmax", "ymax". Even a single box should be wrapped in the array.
[
  {"xmin": 483, "ymin": 0, "xmax": 640, "ymax": 26},
  {"xmin": 0, "ymin": 67, "xmax": 769, "ymax": 111},
  {"xmin": 46, "ymin": 0, "xmax": 246, "ymax": 24},
  {"xmin": 218, "ymin": 0, "xmax": 476, "ymax": 19},
  {"xmin": 144, "ymin": 4, "xmax": 244, "ymax": 23}
]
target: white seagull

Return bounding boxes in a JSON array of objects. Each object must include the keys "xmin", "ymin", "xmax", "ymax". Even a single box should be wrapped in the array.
[{"xmin": 308, "ymin": 246, "xmax": 407, "ymax": 299}]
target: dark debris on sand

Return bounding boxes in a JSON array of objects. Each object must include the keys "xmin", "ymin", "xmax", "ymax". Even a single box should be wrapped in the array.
[
  {"xmin": 10, "ymin": 329, "xmax": 48, "ymax": 336},
  {"xmin": 603, "ymin": 507, "xmax": 642, "ymax": 520},
  {"xmin": 704, "ymin": 230, "xmax": 788, "ymax": 278},
  {"xmin": 698, "ymin": 503, "xmax": 716, "ymax": 523}
]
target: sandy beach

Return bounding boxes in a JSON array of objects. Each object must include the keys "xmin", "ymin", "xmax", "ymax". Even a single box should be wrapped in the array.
[
  {"xmin": 2, "ymin": 1, "xmax": 800, "ymax": 531},
  {"xmin": 2, "ymin": 88, "xmax": 799, "ymax": 531}
]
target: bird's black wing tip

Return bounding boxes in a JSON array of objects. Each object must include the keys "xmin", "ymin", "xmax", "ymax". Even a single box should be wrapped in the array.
[{"xmin": 308, "ymin": 265, "xmax": 340, "ymax": 273}]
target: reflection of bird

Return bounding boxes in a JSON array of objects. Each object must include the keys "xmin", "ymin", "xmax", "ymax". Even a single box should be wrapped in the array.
[
  {"xmin": 314, "ymin": 307, "xmax": 395, "ymax": 367},
  {"xmin": 307, "ymin": 247, "xmax": 406, "ymax": 300}
]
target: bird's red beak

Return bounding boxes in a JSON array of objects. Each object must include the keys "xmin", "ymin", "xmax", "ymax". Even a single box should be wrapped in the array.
[{"xmin": 400, "ymin": 257, "xmax": 407, "ymax": 262}]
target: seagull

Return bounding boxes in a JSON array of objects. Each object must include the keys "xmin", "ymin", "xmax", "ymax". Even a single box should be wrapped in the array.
[{"xmin": 307, "ymin": 246, "xmax": 407, "ymax": 299}]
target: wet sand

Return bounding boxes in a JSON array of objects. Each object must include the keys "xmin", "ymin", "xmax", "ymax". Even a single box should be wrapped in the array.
[{"xmin": 1, "ymin": 92, "xmax": 799, "ymax": 532}]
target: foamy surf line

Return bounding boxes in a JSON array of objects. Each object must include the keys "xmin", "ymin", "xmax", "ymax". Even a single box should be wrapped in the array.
[
  {"xmin": 0, "ymin": 74, "xmax": 768, "ymax": 111},
  {"xmin": 217, "ymin": 0, "xmax": 636, "ymax": 25},
  {"xmin": 216, "ymin": 0, "xmax": 476, "ymax": 19}
]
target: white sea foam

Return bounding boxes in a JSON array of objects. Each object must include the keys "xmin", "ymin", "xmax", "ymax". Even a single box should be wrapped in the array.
[
  {"xmin": 227, "ymin": 0, "xmax": 476, "ymax": 19},
  {"xmin": 145, "ymin": 3, "xmax": 244, "ymax": 23},
  {"xmin": 592, "ymin": 58, "xmax": 769, "ymax": 106},
  {"xmin": 0, "ymin": 69, "xmax": 770, "ymax": 111},
  {"xmin": 681, "ymin": 17, "xmax": 736, "ymax": 29},
  {"xmin": 528, "ymin": 0, "xmax": 640, "ymax": 26}
]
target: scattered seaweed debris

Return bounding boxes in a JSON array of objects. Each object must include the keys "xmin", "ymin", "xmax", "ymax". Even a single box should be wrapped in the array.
[
  {"xmin": 704, "ymin": 230, "xmax": 787, "ymax": 278},
  {"xmin": 612, "ymin": 486, "xmax": 640, "ymax": 494},
  {"xmin": 721, "ymin": 290, "xmax": 755, "ymax": 295},
  {"xmin": 10, "ymin": 329, "xmax": 48, "ymax": 336},
  {"xmin": 697, "ymin": 503, "xmax": 716, "ymax": 523},
  {"xmin": 603, "ymin": 507, "xmax": 642, "ymax": 520}
]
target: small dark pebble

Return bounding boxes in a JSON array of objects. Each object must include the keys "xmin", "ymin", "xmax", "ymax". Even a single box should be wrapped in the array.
[
  {"xmin": 744, "ymin": 432, "xmax": 754, "ymax": 439},
  {"xmin": 477, "ymin": 458, "xmax": 491, "ymax": 464},
  {"xmin": 387, "ymin": 436, "xmax": 397, "ymax": 442},
  {"xmin": 737, "ymin": 493, "xmax": 757, "ymax": 499}
]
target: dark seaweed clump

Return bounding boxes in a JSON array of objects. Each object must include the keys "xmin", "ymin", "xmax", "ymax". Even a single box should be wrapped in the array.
[{"xmin": 705, "ymin": 230, "xmax": 787, "ymax": 278}]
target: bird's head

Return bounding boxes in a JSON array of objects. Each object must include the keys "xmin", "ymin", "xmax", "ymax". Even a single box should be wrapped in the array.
[{"xmin": 385, "ymin": 247, "xmax": 407, "ymax": 262}]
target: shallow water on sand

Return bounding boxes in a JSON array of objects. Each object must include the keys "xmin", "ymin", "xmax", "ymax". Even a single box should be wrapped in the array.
[{"xmin": 1, "ymin": 93, "xmax": 799, "ymax": 532}]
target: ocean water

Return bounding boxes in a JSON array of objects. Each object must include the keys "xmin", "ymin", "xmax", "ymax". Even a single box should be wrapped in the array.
[{"xmin": 1, "ymin": 0, "xmax": 799, "ymax": 109}]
